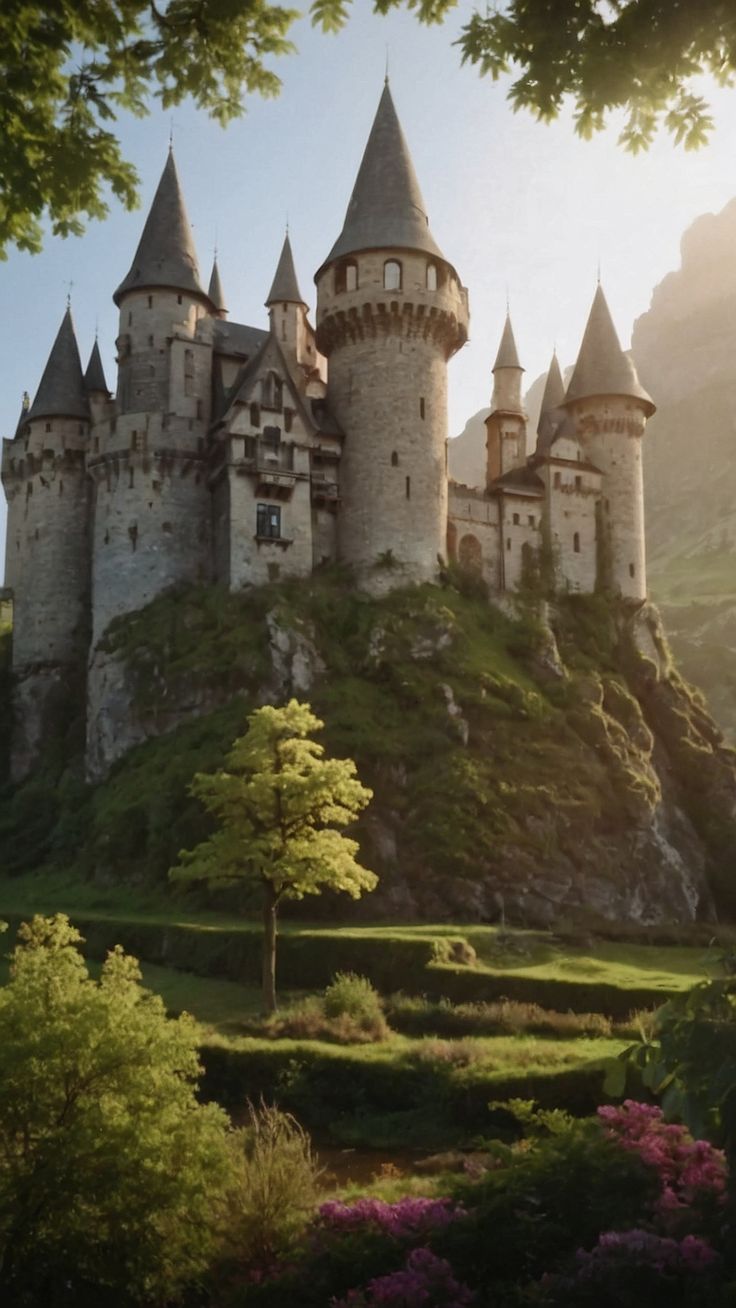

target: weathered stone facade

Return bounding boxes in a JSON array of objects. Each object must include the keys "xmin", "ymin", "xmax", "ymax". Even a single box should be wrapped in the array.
[{"xmin": 2, "ymin": 85, "xmax": 654, "ymax": 780}]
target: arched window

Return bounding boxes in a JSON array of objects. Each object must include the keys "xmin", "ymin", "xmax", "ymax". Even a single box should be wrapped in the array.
[
  {"xmin": 335, "ymin": 260, "xmax": 358, "ymax": 293},
  {"xmin": 262, "ymin": 371, "xmax": 283, "ymax": 410},
  {"xmin": 426, "ymin": 262, "xmax": 438, "ymax": 291},
  {"xmin": 384, "ymin": 260, "xmax": 402, "ymax": 291},
  {"xmin": 391, "ymin": 451, "xmax": 399, "ymax": 467},
  {"xmin": 573, "ymin": 532, "xmax": 580, "ymax": 554}
]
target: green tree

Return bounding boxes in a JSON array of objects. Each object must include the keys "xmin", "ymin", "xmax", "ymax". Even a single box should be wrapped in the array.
[
  {"xmin": 170, "ymin": 699, "xmax": 375, "ymax": 1014},
  {"xmin": 0, "ymin": 913, "xmax": 233, "ymax": 1306},
  {"xmin": 2, "ymin": 1, "xmax": 727, "ymax": 260}
]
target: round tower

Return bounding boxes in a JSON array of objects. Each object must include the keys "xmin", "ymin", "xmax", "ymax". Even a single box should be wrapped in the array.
[
  {"xmin": 485, "ymin": 313, "xmax": 527, "ymax": 487},
  {"xmin": 315, "ymin": 83, "xmax": 469, "ymax": 587},
  {"xmin": 563, "ymin": 284, "xmax": 655, "ymax": 602},
  {"xmin": 1, "ymin": 308, "xmax": 91, "ymax": 777},
  {"xmin": 89, "ymin": 149, "xmax": 217, "ymax": 644}
]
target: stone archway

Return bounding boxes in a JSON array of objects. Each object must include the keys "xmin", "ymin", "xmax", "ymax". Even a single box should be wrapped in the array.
[{"xmin": 458, "ymin": 532, "xmax": 482, "ymax": 573}]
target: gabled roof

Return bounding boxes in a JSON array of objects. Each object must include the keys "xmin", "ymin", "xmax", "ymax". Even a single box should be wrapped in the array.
[
  {"xmin": 27, "ymin": 308, "xmax": 90, "ymax": 423},
  {"xmin": 489, "ymin": 464, "xmax": 545, "ymax": 496},
  {"xmin": 213, "ymin": 320, "xmax": 268, "ymax": 360},
  {"xmin": 114, "ymin": 150, "xmax": 207, "ymax": 306},
  {"xmin": 266, "ymin": 234, "xmax": 306, "ymax": 307},
  {"xmin": 84, "ymin": 339, "xmax": 109, "ymax": 394},
  {"xmin": 208, "ymin": 258, "xmax": 226, "ymax": 314},
  {"xmin": 564, "ymin": 284, "xmax": 655, "ymax": 415},
  {"xmin": 318, "ymin": 81, "xmax": 445, "ymax": 273},
  {"xmin": 493, "ymin": 313, "xmax": 522, "ymax": 371}
]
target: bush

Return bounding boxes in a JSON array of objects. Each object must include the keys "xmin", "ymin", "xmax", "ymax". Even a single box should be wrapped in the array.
[
  {"xmin": 223, "ymin": 1101, "xmax": 322, "ymax": 1269},
  {"xmin": 323, "ymin": 973, "xmax": 390, "ymax": 1040},
  {"xmin": 387, "ymin": 994, "xmax": 613, "ymax": 1040}
]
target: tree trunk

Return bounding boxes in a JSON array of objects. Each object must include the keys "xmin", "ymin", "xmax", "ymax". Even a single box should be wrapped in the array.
[{"xmin": 262, "ymin": 882, "xmax": 278, "ymax": 1015}]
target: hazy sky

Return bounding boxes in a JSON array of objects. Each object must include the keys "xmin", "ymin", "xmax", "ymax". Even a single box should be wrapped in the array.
[{"xmin": 4, "ymin": 1, "xmax": 736, "ymax": 575}]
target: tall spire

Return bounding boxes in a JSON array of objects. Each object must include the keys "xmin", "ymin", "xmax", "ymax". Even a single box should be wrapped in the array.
[
  {"xmin": 27, "ymin": 307, "xmax": 89, "ymax": 423},
  {"xmin": 565, "ymin": 284, "xmax": 654, "ymax": 414},
  {"xmin": 84, "ymin": 339, "xmax": 109, "ymax": 394},
  {"xmin": 319, "ymin": 82, "xmax": 445, "ymax": 271},
  {"xmin": 208, "ymin": 256, "xmax": 227, "ymax": 314},
  {"xmin": 492, "ymin": 312, "xmax": 523, "ymax": 372},
  {"xmin": 266, "ymin": 233, "xmax": 306, "ymax": 307},
  {"xmin": 537, "ymin": 350, "xmax": 565, "ymax": 433},
  {"xmin": 114, "ymin": 151, "xmax": 206, "ymax": 306}
]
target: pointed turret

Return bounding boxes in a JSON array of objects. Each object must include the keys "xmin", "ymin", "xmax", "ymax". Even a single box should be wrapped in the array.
[
  {"xmin": 114, "ymin": 150, "xmax": 205, "ymax": 305},
  {"xmin": 536, "ymin": 351, "xmax": 575, "ymax": 453},
  {"xmin": 493, "ymin": 313, "xmax": 522, "ymax": 373},
  {"xmin": 27, "ymin": 307, "xmax": 89, "ymax": 423},
  {"xmin": 208, "ymin": 257, "xmax": 227, "ymax": 317},
  {"xmin": 266, "ymin": 233, "xmax": 306, "ymax": 307},
  {"xmin": 564, "ymin": 284, "xmax": 654, "ymax": 415},
  {"xmin": 319, "ymin": 81, "xmax": 445, "ymax": 271},
  {"xmin": 14, "ymin": 392, "xmax": 30, "ymax": 436},
  {"xmin": 538, "ymin": 351, "xmax": 565, "ymax": 424},
  {"xmin": 84, "ymin": 339, "xmax": 109, "ymax": 395}
]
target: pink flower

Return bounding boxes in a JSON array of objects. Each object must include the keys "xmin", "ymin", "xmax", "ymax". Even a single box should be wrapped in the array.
[
  {"xmin": 596, "ymin": 1100, "xmax": 727, "ymax": 1214},
  {"xmin": 331, "ymin": 1247, "xmax": 474, "ymax": 1307},
  {"xmin": 318, "ymin": 1197, "xmax": 466, "ymax": 1241}
]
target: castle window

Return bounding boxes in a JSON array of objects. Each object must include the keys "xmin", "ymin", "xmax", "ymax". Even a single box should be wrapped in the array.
[
  {"xmin": 184, "ymin": 348, "xmax": 195, "ymax": 396},
  {"xmin": 263, "ymin": 426, "xmax": 281, "ymax": 450},
  {"xmin": 575, "ymin": 475, "xmax": 582, "ymax": 491},
  {"xmin": 426, "ymin": 263, "xmax": 438, "ymax": 291},
  {"xmin": 391, "ymin": 451, "xmax": 399, "ymax": 467},
  {"xmin": 512, "ymin": 512, "xmax": 520, "ymax": 525},
  {"xmin": 384, "ymin": 260, "xmax": 402, "ymax": 291},
  {"xmin": 573, "ymin": 532, "xmax": 580, "ymax": 553},
  {"xmin": 177, "ymin": 294, "xmax": 183, "ymax": 304},
  {"xmin": 262, "ymin": 371, "xmax": 283, "ymax": 410},
  {"xmin": 196, "ymin": 399, "xmax": 203, "ymax": 420},
  {"xmin": 148, "ymin": 295, "xmax": 153, "ymax": 309},
  {"xmin": 250, "ymin": 402, "xmax": 260, "ymax": 428},
  {"xmin": 131, "ymin": 430, "xmax": 139, "ymax": 452},
  {"xmin": 528, "ymin": 515, "xmax": 535, "ymax": 527},
  {"xmin": 506, "ymin": 537, "xmax": 511, "ymax": 551},
  {"xmin": 148, "ymin": 335, "xmax": 154, "ymax": 346},
  {"xmin": 629, "ymin": 563, "xmax": 635, "ymax": 578},
  {"xmin": 257, "ymin": 502, "xmax": 281, "ymax": 539},
  {"xmin": 419, "ymin": 397, "xmax": 425, "ymax": 420},
  {"xmin": 554, "ymin": 472, "xmax": 561, "ymax": 488},
  {"xmin": 405, "ymin": 475, "xmax": 411, "ymax": 500},
  {"xmin": 335, "ymin": 260, "xmax": 358, "ymax": 294},
  {"xmin": 45, "ymin": 423, "xmax": 51, "ymax": 433},
  {"xmin": 284, "ymin": 408, "xmax": 293, "ymax": 434}
]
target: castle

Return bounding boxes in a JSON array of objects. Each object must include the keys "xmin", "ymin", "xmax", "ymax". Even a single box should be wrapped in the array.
[{"xmin": 1, "ymin": 82, "xmax": 655, "ymax": 782}]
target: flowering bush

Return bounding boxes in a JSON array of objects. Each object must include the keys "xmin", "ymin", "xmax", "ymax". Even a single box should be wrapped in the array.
[
  {"xmin": 597, "ymin": 1100, "xmax": 727, "ymax": 1214},
  {"xmin": 540, "ymin": 1229, "xmax": 719, "ymax": 1306},
  {"xmin": 318, "ymin": 1196, "xmax": 465, "ymax": 1241},
  {"xmin": 331, "ymin": 1247, "xmax": 474, "ymax": 1307}
]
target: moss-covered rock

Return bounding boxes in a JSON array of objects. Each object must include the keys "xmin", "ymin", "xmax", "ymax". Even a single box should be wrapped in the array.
[{"xmin": 4, "ymin": 575, "xmax": 736, "ymax": 926}]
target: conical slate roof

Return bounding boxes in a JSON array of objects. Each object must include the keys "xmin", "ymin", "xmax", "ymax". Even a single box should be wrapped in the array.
[
  {"xmin": 537, "ymin": 351, "xmax": 565, "ymax": 433},
  {"xmin": 564, "ymin": 284, "xmax": 655, "ymax": 415},
  {"xmin": 27, "ymin": 308, "xmax": 90, "ymax": 423},
  {"xmin": 208, "ymin": 257, "xmax": 226, "ymax": 313},
  {"xmin": 266, "ymin": 233, "xmax": 306, "ymax": 307},
  {"xmin": 114, "ymin": 150, "xmax": 206, "ymax": 305},
  {"xmin": 493, "ymin": 313, "xmax": 522, "ymax": 371},
  {"xmin": 319, "ymin": 82, "xmax": 445, "ymax": 272},
  {"xmin": 84, "ymin": 339, "xmax": 109, "ymax": 394}
]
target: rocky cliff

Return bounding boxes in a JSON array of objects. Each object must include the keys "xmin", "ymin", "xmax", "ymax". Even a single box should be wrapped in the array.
[
  {"xmin": 3, "ymin": 573, "xmax": 735, "ymax": 927},
  {"xmin": 631, "ymin": 198, "xmax": 736, "ymax": 738}
]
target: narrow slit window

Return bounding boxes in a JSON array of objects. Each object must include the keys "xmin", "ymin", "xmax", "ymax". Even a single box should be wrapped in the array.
[
  {"xmin": 573, "ymin": 532, "xmax": 580, "ymax": 553},
  {"xmin": 405, "ymin": 475, "xmax": 411, "ymax": 500},
  {"xmin": 384, "ymin": 260, "xmax": 402, "ymax": 291},
  {"xmin": 419, "ymin": 397, "xmax": 425, "ymax": 420},
  {"xmin": 426, "ymin": 263, "xmax": 438, "ymax": 291},
  {"xmin": 391, "ymin": 451, "xmax": 399, "ymax": 467}
]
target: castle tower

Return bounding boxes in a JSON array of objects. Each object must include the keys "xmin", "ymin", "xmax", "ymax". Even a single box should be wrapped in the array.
[
  {"xmin": 563, "ymin": 284, "xmax": 655, "ymax": 601},
  {"xmin": 485, "ymin": 312, "xmax": 527, "ymax": 487},
  {"xmin": 84, "ymin": 339, "xmax": 112, "ymax": 426},
  {"xmin": 1, "ymin": 308, "xmax": 91, "ymax": 778},
  {"xmin": 536, "ymin": 350, "xmax": 566, "ymax": 447},
  {"xmin": 266, "ymin": 233, "xmax": 313, "ymax": 374},
  {"xmin": 315, "ymin": 82, "xmax": 469, "ymax": 586},
  {"xmin": 89, "ymin": 149, "xmax": 216, "ymax": 645}
]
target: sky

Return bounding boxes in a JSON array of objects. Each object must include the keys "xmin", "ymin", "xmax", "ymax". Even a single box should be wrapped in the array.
[{"xmin": 4, "ymin": 1, "xmax": 736, "ymax": 575}]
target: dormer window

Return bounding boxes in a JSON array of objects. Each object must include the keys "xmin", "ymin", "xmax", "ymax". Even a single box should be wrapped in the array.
[
  {"xmin": 426, "ymin": 263, "xmax": 438, "ymax": 291},
  {"xmin": 335, "ymin": 260, "xmax": 358, "ymax": 294},
  {"xmin": 384, "ymin": 260, "xmax": 402, "ymax": 291}
]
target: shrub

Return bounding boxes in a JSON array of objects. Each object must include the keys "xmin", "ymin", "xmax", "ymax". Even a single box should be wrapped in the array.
[
  {"xmin": 318, "ymin": 1197, "xmax": 465, "ymax": 1241},
  {"xmin": 323, "ymin": 973, "xmax": 389, "ymax": 1040},
  {"xmin": 539, "ymin": 1229, "xmax": 720, "ymax": 1307},
  {"xmin": 597, "ymin": 1100, "xmax": 727, "ymax": 1218},
  {"xmin": 333, "ymin": 1246, "xmax": 475, "ymax": 1307},
  {"xmin": 387, "ymin": 994, "xmax": 613, "ymax": 1040},
  {"xmin": 224, "ymin": 1101, "xmax": 322, "ymax": 1268}
]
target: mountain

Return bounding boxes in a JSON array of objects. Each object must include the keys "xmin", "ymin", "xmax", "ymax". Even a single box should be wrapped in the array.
[
  {"xmin": 632, "ymin": 198, "xmax": 736, "ymax": 738},
  {"xmin": 2, "ymin": 573, "xmax": 735, "ymax": 928}
]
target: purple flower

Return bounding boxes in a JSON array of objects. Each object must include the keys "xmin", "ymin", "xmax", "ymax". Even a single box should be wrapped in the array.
[
  {"xmin": 318, "ymin": 1197, "xmax": 465, "ymax": 1241},
  {"xmin": 331, "ymin": 1247, "xmax": 474, "ymax": 1307}
]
